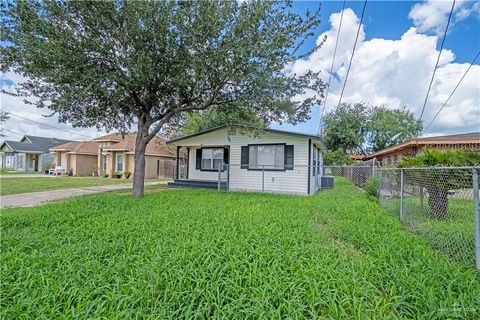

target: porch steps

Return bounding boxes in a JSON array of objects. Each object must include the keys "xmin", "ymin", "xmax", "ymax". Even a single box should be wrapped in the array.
[{"xmin": 167, "ymin": 179, "xmax": 227, "ymax": 190}]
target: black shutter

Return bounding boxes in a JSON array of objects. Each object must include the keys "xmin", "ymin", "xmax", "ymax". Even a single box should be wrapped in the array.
[
  {"xmin": 196, "ymin": 148, "xmax": 202, "ymax": 170},
  {"xmin": 241, "ymin": 146, "xmax": 249, "ymax": 169},
  {"xmin": 285, "ymin": 145, "xmax": 294, "ymax": 170},
  {"xmin": 223, "ymin": 148, "xmax": 229, "ymax": 164}
]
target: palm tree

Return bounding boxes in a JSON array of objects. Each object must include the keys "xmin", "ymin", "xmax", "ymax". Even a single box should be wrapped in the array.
[{"xmin": 399, "ymin": 148, "xmax": 480, "ymax": 219}]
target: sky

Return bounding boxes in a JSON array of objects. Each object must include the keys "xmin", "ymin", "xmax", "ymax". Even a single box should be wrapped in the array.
[{"xmin": 1, "ymin": 0, "xmax": 479, "ymax": 142}]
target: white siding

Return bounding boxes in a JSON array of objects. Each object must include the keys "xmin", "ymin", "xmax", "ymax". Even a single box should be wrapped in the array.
[{"xmin": 178, "ymin": 128, "xmax": 313, "ymax": 195}]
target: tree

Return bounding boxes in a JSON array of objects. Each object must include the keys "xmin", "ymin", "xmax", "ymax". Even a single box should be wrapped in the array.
[
  {"xmin": 399, "ymin": 149, "xmax": 480, "ymax": 219},
  {"xmin": 322, "ymin": 104, "xmax": 423, "ymax": 155},
  {"xmin": 322, "ymin": 103, "xmax": 369, "ymax": 154},
  {"xmin": 180, "ymin": 108, "xmax": 267, "ymax": 136},
  {"xmin": 2, "ymin": 1, "xmax": 325, "ymax": 197},
  {"xmin": 368, "ymin": 106, "xmax": 422, "ymax": 152},
  {"xmin": 0, "ymin": 111, "xmax": 9, "ymax": 137},
  {"xmin": 323, "ymin": 149, "xmax": 354, "ymax": 165}
]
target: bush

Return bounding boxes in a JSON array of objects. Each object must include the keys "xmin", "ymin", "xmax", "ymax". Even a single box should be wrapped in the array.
[
  {"xmin": 113, "ymin": 171, "xmax": 123, "ymax": 179},
  {"xmin": 102, "ymin": 173, "xmax": 109, "ymax": 178},
  {"xmin": 0, "ymin": 166, "xmax": 14, "ymax": 173},
  {"xmin": 365, "ymin": 176, "xmax": 380, "ymax": 200},
  {"xmin": 124, "ymin": 171, "xmax": 132, "ymax": 179}
]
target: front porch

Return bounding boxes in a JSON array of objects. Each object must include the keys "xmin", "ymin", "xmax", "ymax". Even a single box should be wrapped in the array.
[{"xmin": 167, "ymin": 179, "xmax": 227, "ymax": 190}]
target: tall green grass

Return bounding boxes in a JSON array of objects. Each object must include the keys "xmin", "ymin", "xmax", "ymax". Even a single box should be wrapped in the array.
[{"xmin": 1, "ymin": 178, "xmax": 478, "ymax": 318}]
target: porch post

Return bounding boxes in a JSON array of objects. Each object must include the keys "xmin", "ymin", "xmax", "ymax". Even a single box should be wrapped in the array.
[{"xmin": 175, "ymin": 146, "xmax": 180, "ymax": 180}]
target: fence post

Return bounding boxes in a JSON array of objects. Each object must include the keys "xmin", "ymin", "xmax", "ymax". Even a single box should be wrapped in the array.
[
  {"xmin": 262, "ymin": 165, "xmax": 265, "ymax": 192},
  {"xmin": 473, "ymin": 168, "xmax": 480, "ymax": 270},
  {"xmin": 400, "ymin": 168, "xmax": 404, "ymax": 222},
  {"xmin": 217, "ymin": 164, "xmax": 221, "ymax": 190}
]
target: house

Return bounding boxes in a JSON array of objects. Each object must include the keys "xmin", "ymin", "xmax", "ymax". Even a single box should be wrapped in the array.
[
  {"xmin": 50, "ymin": 133, "xmax": 176, "ymax": 178},
  {"xmin": 0, "ymin": 135, "xmax": 72, "ymax": 172},
  {"xmin": 166, "ymin": 125, "xmax": 326, "ymax": 195},
  {"xmin": 364, "ymin": 132, "xmax": 480, "ymax": 165}
]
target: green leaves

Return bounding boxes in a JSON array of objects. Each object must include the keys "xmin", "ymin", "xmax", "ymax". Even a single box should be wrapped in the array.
[{"xmin": 322, "ymin": 104, "xmax": 423, "ymax": 154}]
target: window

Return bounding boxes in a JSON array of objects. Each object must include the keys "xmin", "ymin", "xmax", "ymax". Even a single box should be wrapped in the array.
[
  {"xmin": 201, "ymin": 148, "xmax": 223, "ymax": 170},
  {"xmin": 249, "ymin": 145, "xmax": 284, "ymax": 169},
  {"xmin": 102, "ymin": 155, "xmax": 107, "ymax": 172},
  {"xmin": 116, "ymin": 154, "xmax": 124, "ymax": 172}
]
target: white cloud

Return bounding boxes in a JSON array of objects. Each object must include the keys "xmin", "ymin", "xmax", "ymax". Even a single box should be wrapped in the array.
[
  {"xmin": 408, "ymin": 0, "xmax": 480, "ymax": 35},
  {"xmin": 280, "ymin": 7, "xmax": 480, "ymax": 137},
  {"xmin": 0, "ymin": 73, "xmax": 106, "ymax": 142}
]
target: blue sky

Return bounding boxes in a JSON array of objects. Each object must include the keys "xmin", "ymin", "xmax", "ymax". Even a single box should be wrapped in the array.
[
  {"xmin": 1, "ymin": 1, "xmax": 479, "ymax": 141},
  {"xmin": 273, "ymin": 0, "xmax": 480, "ymax": 135},
  {"xmin": 294, "ymin": 0, "xmax": 479, "ymax": 63}
]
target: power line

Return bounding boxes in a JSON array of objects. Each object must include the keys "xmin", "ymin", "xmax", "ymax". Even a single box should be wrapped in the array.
[
  {"xmin": 418, "ymin": 0, "xmax": 456, "ymax": 122},
  {"xmin": 319, "ymin": 0, "xmax": 346, "ymax": 135},
  {"xmin": 2, "ymin": 128, "xmax": 25, "ymax": 137},
  {"xmin": 337, "ymin": 0, "xmax": 368, "ymax": 109},
  {"xmin": 8, "ymin": 112, "xmax": 94, "ymax": 139},
  {"xmin": 422, "ymin": 49, "xmax": 480, "ymax": 134}
]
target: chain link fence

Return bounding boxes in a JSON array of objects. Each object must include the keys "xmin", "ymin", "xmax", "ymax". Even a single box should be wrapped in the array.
[
  {"xmin": 320, "ymin": 164, "xmax": 480, "ymax": 269},
  {"xmin": 379, "ymin": 167, "xmax": 479, "ymax": 268}
]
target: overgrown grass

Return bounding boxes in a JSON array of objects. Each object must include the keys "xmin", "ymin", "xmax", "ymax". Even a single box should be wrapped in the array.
[
  {"xmin": 1, "ymin": 178, "xmax": 479, "ymax": 318},
  {"xmin": 0, "ymin": 177, "xmax": 164, "ymax": 196},
  {"xmin": 380, "ymin": 195, "xmax": 475, "ymax": 264}
]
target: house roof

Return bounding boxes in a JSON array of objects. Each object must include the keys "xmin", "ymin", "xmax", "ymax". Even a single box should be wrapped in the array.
[
  {"xmin": 1, "ymin": 135, "xmax": 73, "ymax": 153},
  {"xmin": 365, "ymin": 132, "xmax": 480, "ymax": 159},
  {"xmin": 167, "ymin": 124, "xmax": 326, "ymax": 149},
  {"xmin": 92, "ymin": 133, "xmax": 126, "ymax": 142},
  {"xmin": 50, "ymin": 141, "xmax": 99, "ymax": 155},
  {"xmin": 103, "ymin": 134, "xmax": 176, "ymax": 157}
]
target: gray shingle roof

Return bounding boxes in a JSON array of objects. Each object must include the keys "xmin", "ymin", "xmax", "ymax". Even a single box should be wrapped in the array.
[{"xmin": 2, "ymin": 135, "xmax": 73, "ymax": 153}]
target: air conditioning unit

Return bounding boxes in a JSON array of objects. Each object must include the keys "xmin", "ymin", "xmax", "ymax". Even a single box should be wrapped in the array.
[{"xmin": 321, "ymin": 176, "xmax": 334, "ymax": 189}]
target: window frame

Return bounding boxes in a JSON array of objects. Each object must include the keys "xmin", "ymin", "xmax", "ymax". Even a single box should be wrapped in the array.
[
  {"xmin": 247, "ymin": 143, "xmax": 286, "ymax": 171},
  {"xmin": 200, "ymin": 147, "xmax": 224, "ymax": 171},
  {"xmin": 116, "ymin": 154, "xmax": 124, "ymax": 172}
]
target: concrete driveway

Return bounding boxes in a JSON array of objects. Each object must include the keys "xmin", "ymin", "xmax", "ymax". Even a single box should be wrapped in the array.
[
  {"xmin": 0, "ymin": 182, "xmax": 160, "ymax": 209},
  {"xmin": 0, "ymin": 174, "xmax": 54, "ymax": 179}
]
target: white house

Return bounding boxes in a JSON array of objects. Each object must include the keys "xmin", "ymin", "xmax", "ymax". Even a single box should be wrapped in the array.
[{"xmin": 167, "ymin": 125, "xmax": 326, "ymax": 195}]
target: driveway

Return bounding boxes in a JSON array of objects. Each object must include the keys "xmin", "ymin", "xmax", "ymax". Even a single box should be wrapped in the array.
[
  {"xmin": 0, "ymin": 174, "xmax": 53, "ymax": 179},
  {"xmin": 0, "ymin": 182, "xmax": 160, "ymax": 209}
]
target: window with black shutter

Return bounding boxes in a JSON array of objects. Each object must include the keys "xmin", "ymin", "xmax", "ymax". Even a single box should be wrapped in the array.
[
  {"xmin": 285, "ymin": 145, "xmax": 294, "ymax": 170},
  {"xmin": 195, "ymin": 149, "xmax": 202, "ymax": 170},
  {"xmin": 241, "ymin": 146, "xmax": 249, "ymax": 169}
]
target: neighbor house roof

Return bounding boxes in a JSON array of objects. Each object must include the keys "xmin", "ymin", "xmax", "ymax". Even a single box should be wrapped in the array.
[
  {"xmin": 1, "ymin": 135, "xmax": 73, "ymax": 153},
  {"xmin": 50, "ymin": 141, "xmax": 99, "ymax": 155},
  {"xmin": 167, "ymin": 124, "xmax": 327, "ymax": 149},
  {"xmin": 92, "ymin": 133, "xmax": 126, "ymax": 142},
  {"xmin": 365, "ymin": 132, "xmax": 480, "ymax": 159},
  {"xmin": 103, "ymin": 134, "xmax": 176, "ymax": 157}
]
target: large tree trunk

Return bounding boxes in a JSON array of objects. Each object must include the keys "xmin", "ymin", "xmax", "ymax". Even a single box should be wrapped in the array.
[{"xmin": 132, "ymin": 122, "xmax": 150, "ymax": 198}]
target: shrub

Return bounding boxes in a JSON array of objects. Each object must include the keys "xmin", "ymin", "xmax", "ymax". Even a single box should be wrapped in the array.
[
  {"xmin": 365, "ymin": 176, "xmax": 380, "ymax": 200},
  {"xmin": 0, "ymin": 166, "xmax": 14, "ymax": 173},
  {"xmin": 124, "ymin": 171, "xmax": 132, "ymax": 179},
  {"xmin": 113, "ymin": 171, "xmax": 123, "ymax": 179},
  {"xmin": 102, "ymin": 173, "xmax": 109, "ymax": 178}
]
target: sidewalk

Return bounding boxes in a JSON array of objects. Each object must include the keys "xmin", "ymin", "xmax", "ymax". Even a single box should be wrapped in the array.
[{"xmin": 0, "ymin": 182, "xmax": 159, "ymax": 209}]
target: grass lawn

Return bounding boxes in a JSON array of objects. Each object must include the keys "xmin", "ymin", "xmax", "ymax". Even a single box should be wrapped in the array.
[
  {"xmin": 380, "ymin": 195, "xmax": 475, "ymax": 265},
  {"xmin": 1, "ymin": 178, "xmax": 479, "ymax": 318},
  {"xmin": 0, "ymin": 176, "xmax": 165, "ymax": 196}
]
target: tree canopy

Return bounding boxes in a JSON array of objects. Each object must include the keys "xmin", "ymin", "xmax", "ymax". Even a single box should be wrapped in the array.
[
  {"xmin": 322, "ymin": 103, "xmax": 423, "ymax": 154},
  {"xmin": 1, "ymin": 0, "xmax": 325, "ymax": 197}
]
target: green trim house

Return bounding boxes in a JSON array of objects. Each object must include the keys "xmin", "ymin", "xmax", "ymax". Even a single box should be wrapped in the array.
[{"xmin": 0, "ymin": 135, "xmax": 72, "ymax": 172}]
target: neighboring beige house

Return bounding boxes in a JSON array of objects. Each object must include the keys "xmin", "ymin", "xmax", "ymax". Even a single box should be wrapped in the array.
[
  {"xmin": 51, "ymin": 133, "xmax": 176, "ymax": 178},
  {"xmin": 49, "ymin": 141, "xmax": 99, "ymax": 176}
]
